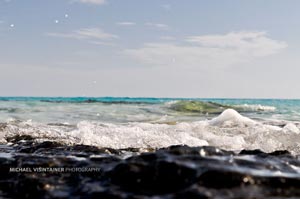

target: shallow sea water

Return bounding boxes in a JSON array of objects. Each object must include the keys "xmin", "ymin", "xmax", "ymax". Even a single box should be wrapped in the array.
[{"xmin": 1, "ymin": 97, "xmax": 300, "ymax": 198}]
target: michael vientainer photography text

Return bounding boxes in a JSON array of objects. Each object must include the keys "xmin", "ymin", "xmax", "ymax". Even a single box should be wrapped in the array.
[{"xmin": 9, "ymin": 167, "xmax": 102, "ymax": 173}]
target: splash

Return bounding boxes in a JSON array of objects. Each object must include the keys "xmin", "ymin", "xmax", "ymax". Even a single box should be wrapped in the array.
[{"xmin": 1, "ymin": 109, "xmax": 300, "ymax": 154}]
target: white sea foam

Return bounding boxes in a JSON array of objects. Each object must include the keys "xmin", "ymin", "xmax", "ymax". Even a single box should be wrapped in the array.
[
  {"xmin": 283, "ymin": 123, "xmax": 300, "ymax": 134},
  {"xmin": 72, "ymin": 121, "xmax": 209, "ymax": 148},
  {"xmin": 209, "ymin": 109, "xmax": 256, "ymax": 127},
  {"xmin": 233, "ymin": 104, "xmax": 276, "ymax": 111},
  {"xmin": 1, "ymin": 109, "xmax": 300, "ymax": 154},
  {"xmin": 164, "ymin": 100, "xmax": 179, "ymax": 105}
]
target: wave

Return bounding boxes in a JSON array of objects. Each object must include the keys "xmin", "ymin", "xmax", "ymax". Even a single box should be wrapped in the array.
[
  {"xmin": 167, "ymin": 100, "xmax": 276, "ymax": 114},
  {"xmin": 232, "ymin": 104, "xmax": 276, "ymax": 111},
  {"xmin": 167, "ymin": 101, "xmax": 231, "ymax": 114},
  {"xmin": 1, "ymin": 109, "xmax": 299, "ymax": 154}
]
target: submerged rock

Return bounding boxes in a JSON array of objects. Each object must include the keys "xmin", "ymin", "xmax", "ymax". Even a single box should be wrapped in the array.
[{"xmin": 1, "ymin": 142, "xmax": 300, "ymax": 198}]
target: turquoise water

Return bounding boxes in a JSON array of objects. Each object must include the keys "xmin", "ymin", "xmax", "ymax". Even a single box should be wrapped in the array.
[
  {"xmin": 0, "ymin": 97, "xmax": 299, "ymax": 123},
  {"xmin": 1, "ymin": 97, "xmax": 300, "ymax": 153}
]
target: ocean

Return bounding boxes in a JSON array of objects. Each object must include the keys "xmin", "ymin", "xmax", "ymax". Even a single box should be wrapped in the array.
[
  {"xmin": 1, "ymin": 97, "xmax": 300, "ymax": 198},
  {"xmin": 1, "ymin": 97, "xmax": 300, "ymax": 153}
]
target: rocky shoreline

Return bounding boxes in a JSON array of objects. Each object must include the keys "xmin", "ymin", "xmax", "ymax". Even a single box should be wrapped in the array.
[{"xmin": 1, "ymin": 139, "xmax": 300, "ymax": 198}]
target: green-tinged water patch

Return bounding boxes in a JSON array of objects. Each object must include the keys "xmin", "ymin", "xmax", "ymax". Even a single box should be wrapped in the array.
[{"xmin": 169, "ymin": 101, "xmax": 232, "ymax": 114}]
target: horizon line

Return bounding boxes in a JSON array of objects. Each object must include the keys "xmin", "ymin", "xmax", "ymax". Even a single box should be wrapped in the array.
[{"xmin": 0, "ymin": 96, "xmax": 300, "ymax": 100}]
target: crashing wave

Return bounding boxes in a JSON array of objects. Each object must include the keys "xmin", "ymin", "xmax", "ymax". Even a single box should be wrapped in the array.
[
  {"xmin": 168, "ymin": 100, "xmax": 276, "ymax": 114},
  {"xmin": 232, "ymin": 104, "xmax": 276, "ymax": 111},
  {"xmin": 1, "ymin": 109, "xmax": 300, "ymax": 154},
  {"xmin": 168, "ymin": 101, "xmax": 231, "ymax": 114}
]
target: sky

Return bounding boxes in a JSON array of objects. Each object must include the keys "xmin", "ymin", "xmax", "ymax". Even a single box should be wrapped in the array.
[{"xmin": 0, "ymin": 0, "xmax": 300, "ymax": 98}]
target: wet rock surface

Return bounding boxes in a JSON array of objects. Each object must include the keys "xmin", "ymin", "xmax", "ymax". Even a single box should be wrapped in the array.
[{"xmin": 1, "ymin": 141, "xmax": 300, "ymax": 198}]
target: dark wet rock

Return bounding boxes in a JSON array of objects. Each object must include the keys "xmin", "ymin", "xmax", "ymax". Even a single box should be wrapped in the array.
[
  {"xmin": 174, "ymin": 189, "xmax": 211, "ymax": 199},
  {"xmin": 199, "ymin": 170, "xmax": 246, "ymax": 188},
  {"xmin": 163, "ymin": 145, "xmax": 234, "ymax": 156},
  {"xmin": 239, "ymin": 149, "xmax": 265, "ymax": 155},
  {"xmin": 18, "ymin": 141, "xmax": 62, "ymax": 153},
  {"xmin": 6, "ymin": 134, "xmax": 36, "ymax": 143},
  {"xmin": 1, "ymin": 143, "xmax": 300, "ymax": 198},
  {"xmin": 109, "ymin": 158, "xmax": 198, "ymax": 195},
  {"xmin": 269, "ymin": 150, "xmax": 291, "ymax": 156},
  {"xmin": 240, "ymin": 149, "xmax": 291, "ymax": 157}
]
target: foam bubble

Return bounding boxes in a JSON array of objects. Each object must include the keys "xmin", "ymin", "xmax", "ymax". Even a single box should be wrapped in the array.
[{"xmin": 209, "ymin": 109, "xmax": 256, "ymax": 127}]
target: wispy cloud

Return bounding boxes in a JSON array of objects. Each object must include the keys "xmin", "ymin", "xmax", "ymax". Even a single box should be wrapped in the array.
[
  {"xmin": 89, "ymin": 41, "xmax": 116, "ymax": 46},
  {"xmin": 185, "ymin": 31, "xmax": 287, "ymax": 57},
  {"xmin": 47, "ymin": 28, "xmax": 118, "ymax": 43},
  {"xmin": 145, "ymin": 22, "xmax": 170, "ymax": 30},
  {"xmin": 75, "ymin": 0, "xmax": 107, "ymax": 5},
  {"xmin": 124, "ymin": 31, "xmax": 287, "ymax": 69},
  {"xmin": 116, "ymin": 21, "xmax": 136, "ymax": 26}
]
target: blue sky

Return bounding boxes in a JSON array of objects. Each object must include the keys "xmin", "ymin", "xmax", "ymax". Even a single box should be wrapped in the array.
[{"xmin": 0, "ymin": 0, "xmax": 299, "ymax": 98}]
